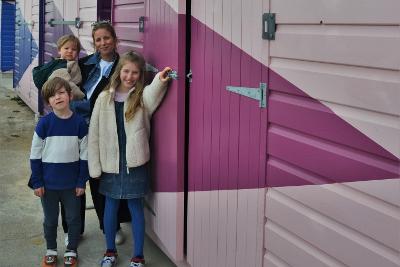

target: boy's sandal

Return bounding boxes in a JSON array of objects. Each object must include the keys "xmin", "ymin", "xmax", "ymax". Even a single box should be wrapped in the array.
[
  {"xmin": 64, "ymin": 250, "xmax": 78, "ymax": 266},
  {"xmin": 42, "ymin": 249, "xmax": 57, "ymax": 266}
]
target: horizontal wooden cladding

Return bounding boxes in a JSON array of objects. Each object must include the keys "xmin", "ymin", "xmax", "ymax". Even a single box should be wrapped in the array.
[
  {"xmin": 271, "ymin": 0, "xmax": 400, "ymax": 25},
  {"xmin": 346, "ymin": 179, "xmax": 400, "ymax": 206},
  {"xmin": 32, "ymin": 4, "xmax": 39, "ymax": 14},
  {"xmin": 44, "ymin": 42, "xmax": 57, "ymax": 56},
  {"xmin": 113, "ymin": 3, "xmax": 144, "ymax": 23},
  {"xmin": 79, "ymin": 36, "xmax": 94, "ymax": 54},
  {"xmin": 114, "ymin": 23, "xmax": 143, "ymax": 42},
  {"xmin": 79, "ymin": 6, "xmax": 96, "ymax": 20},
  {"xmin": 270, "ymin": 58, "xmax": 400, "ymax": 116},
  {"xmin": 265, "ymin": 187, "xmax": 400, "ymax": 267},
  {"xmin": 274, "ymin": 182, "xmax": 400, "ymax": 250},
  {"xmin": 44, "ymin": 2, "xmax": 54, "ymax": 12},
  {"xmin": 267, "ymin": 124, "xmax": 399, "ymax": 182},
  {"xmin": 117, "ymin": 41, "xmax": 143, "ymax": 55},
  {"xmin": 271, "ymin": 25, "xmax": 400, "ymax": 70},
  {"xmin": 269, "ymin": 92, "xmax": 399, "ymax": 160},
  {"xmin": 80, "ymin": 0, "xmax": 96, "ymax": 8},
  {"xmin": 114, "ymin": 0, "xmax": 144, "ymax": 5},
  {"xmin": 265, "ymin": 221, "xmax": 346, "ymax": 267}
]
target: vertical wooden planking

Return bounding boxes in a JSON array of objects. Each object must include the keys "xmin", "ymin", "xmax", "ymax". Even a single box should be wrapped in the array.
[
  {"xmin": 191, "ymin": 0, "xmax": 206, "ymax": 266},
  {"xmin": 188, "ymin": 4, "xmax": 200, "ymax": 264},
  {"xmin": 187, "ymin": 192, "xmax": 195, "ymax": 265},
  {"xmin": 236, "ymin": 189, "xmax": 248, "ymax": 266},
  {"xmin": 202, "ymin": 0, "xmax": 213, "ymax": 262},
  {"xmin": 142, "ymin": 0, "xmax": 186, "ymax": 261},
  {"xmin": 226, "ymin": 0, "xmax": 241, "ymax": 264},
  {"xmin": 236, "ymin": 2, "xmax": 251, "ymax": 264},
  {"xmin": 209, "ymin": 0, "xmax": 223, "ymax": 265},
  {"xmin": 217, "ymin": 1, "xmax": 232, "ymax": 266},
  {"xmin": 188, "ymin": 0, "xmax": 270, "ymax": 265},
  {"xmin": 216, "ymin": 190, "xmax": 228, "ymax": 267}
]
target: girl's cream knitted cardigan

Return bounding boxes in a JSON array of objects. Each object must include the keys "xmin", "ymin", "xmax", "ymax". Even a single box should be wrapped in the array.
[{"xmin": 88, "ymin": 73, "xmax": 167, "ymax": 178}]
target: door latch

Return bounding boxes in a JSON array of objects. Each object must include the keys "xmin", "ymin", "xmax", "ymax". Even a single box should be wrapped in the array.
[
  {"xmin": 145, "ymin": 63, "xmax": 178, "ymax": 80},
  {"xmin": 262, "ymin": 13, "xmax": 276, "ymax": 40}
]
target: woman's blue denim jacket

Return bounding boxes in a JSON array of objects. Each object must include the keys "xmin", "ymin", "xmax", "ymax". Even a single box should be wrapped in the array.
[{"xmin": 71, "ymin": 52, "xmax": 118, "ymax": 124}]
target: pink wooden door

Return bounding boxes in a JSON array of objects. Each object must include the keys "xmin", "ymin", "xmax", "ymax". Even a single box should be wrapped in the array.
[
  {"xmin": 187, "ymin": 1, "xmax": 269, "ymax": 266},
  {"xmin": 134, "ymin": 0, "xmax": 186, "ymax": 264}
]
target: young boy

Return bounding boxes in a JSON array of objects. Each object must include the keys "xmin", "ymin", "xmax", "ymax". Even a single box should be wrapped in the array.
[
  {"xmin": 33, "ymin": 34, "xmax": 85, "ymax": 100},
  {"xmin": 33, "ymin": 34, "xmax": 87, "ymax": 245},
  {"xmin": 29, "ymin": 77, "xmax": 88, "ymax": 267}
]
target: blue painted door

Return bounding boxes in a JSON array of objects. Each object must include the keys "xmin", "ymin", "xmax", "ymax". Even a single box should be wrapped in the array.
[
  {"xmin": 13, "ymin": 0, "xmax": 39, "ymax": 112},
  {"xmin": 1, "ymin": 1, "xmax": 16, "ymax": 71}
]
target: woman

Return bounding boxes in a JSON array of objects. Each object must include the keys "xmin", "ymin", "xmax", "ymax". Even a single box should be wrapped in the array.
[{"xmin": 64, "ymin": 21, "xmax": 130, "ymax": 245}]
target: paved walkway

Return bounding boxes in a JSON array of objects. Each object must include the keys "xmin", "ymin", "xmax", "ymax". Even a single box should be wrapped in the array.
[{"xmin": 0, "ymin": 72, "xmax": 175, "ymax": 266}]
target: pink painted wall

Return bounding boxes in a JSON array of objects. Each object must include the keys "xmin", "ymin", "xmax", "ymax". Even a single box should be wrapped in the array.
[{"xmin": 112, "ymin": 0, "xmax": 145, "ymax": 54}]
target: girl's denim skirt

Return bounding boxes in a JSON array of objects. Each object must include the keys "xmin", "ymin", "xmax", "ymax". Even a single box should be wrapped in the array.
[{"xmin": 99, "ymin": 163, "xmax": 149, "ymax": 199}]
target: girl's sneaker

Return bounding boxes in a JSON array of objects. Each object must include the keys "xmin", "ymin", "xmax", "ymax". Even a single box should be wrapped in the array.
[
  {"xmin": 64, "ymin": 250, "xmax": 78, "ymax": 267},
  {"xmin": 41, "ymin": 249, "xmax": 57, "ymax": 267},
  {"xmin": 101, "ymin": 252, "xmax": 118, "ymax": 267},
  {"xmin": 130, "ymin": 257, "xmax": 145, "ymax": 267}
]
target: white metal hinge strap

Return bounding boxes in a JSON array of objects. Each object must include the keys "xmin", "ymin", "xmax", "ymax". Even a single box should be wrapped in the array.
[
  {"xmin": 48, "ymin": 17, "xmax": 81, "ymax": 29},
  {"xmin": 226, "ymin": 83, "xmax": 267, "ymax": 108}
]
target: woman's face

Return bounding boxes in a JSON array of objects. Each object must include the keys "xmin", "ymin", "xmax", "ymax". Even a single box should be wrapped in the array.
[{"xmin": 93, "ymin": 28, "xmax": 116, "ymax": 59}]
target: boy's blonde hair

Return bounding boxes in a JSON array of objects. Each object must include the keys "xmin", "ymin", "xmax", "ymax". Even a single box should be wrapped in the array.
[
  {"xmin": 105, "ymin": 51, "xmax": 146, "ymax": 121},
  {"xmin": 57, "ymin": 34, "xmax": 81, "ymax": 54},
  {"xmin": 42, "ymin": 77, "xmax": 72, "ymax": 105}
]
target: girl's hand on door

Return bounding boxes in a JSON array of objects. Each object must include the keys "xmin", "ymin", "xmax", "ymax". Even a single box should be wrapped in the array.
[{"xmin": 159, "ymin": 67, "xmax": 172, "ymax": 83}]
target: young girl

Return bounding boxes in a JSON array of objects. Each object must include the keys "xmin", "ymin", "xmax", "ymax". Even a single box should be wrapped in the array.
[{"xmin": 88, "ymin": 51, "xmax": 171, "ymax": 267}]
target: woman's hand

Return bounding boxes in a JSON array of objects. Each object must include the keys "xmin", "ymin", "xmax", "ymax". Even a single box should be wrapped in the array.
[
  {"xmin": 34, "ymin": 187, "xmax": 45, "ymax": 197},
  {"xmin": 159, "ymin": 67, "xmax": 172, "ymax": 83}
]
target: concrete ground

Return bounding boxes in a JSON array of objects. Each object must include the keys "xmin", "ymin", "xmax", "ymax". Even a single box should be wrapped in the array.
[{"xmin": 0, "ymin": 72, "xmax": 176, "ymax": 267}]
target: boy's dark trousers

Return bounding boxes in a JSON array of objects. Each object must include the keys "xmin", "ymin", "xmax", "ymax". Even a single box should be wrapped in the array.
[
  {"xmin": 41, "ymin": 189, "xmax": 81, "ymax": 251},
  {"xmin": 61, "ymin": 194, "xmax": 85, "ymax": 234}
]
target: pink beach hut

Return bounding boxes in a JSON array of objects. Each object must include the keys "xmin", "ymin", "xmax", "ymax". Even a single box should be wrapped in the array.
[{"xmin": 13, "ymin": 0, "xmax": 400, "ymax": 266}]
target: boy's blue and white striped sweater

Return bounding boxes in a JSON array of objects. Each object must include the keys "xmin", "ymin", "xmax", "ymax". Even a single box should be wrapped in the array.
[{"xmin": 29, "ymin": 112, "xmax": 89, "ymax": 190}]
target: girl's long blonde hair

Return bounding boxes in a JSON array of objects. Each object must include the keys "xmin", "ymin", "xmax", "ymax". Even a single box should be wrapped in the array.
[{"xmin": 105, "ymin": 51, "xmax": 146, "ymax": 121}]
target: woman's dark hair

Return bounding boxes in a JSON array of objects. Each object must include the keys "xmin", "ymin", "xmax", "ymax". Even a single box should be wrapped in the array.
[{"xmin": 91, "ymin": 20, "xmax": 118, "ymax": 46}]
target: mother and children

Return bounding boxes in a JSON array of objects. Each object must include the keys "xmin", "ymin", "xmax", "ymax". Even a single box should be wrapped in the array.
[{"xmin": 29, "ymin": 20, "xmax": 172, "ymax": 267}]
